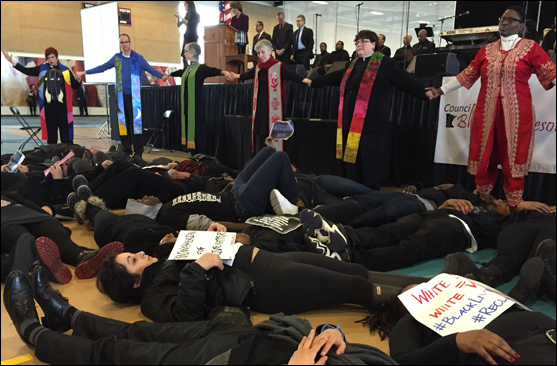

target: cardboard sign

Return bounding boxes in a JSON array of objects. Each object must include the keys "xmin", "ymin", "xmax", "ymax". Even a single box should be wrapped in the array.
[
  {"xmin": 168, "ymin": 230, "xmax": 240, "ymax": 260},
  {"xmin": 398, "ymin": 274, "xmax": 518, "ymax": 337},
  {"xmin": 245, "ymin": 216, "xmax": 302, "ymax": 234},
  {"xmin": 269, "ymin": 120, "xmax": 294, "ymax": 140}
]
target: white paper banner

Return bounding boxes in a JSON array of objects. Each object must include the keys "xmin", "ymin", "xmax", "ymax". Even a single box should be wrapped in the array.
[
  {"xmin": 398, "ymin": 274, "xmax": 516, "ymax": 337},
  {"xmin": 169, "ymin": 231, "xmax": 240, "ymax": 260},
  {"xmin": 434, "ymin": 76, "xmax": 556, "ymax": 174}
]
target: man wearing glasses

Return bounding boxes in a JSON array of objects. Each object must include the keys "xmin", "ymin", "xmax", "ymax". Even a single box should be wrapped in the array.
[
  {"xmin": 427, "ymin": 6, "xmax": 556, "ymax": 207},
  {"xmin": 76, "ymin": 34, "xmax": 169, "ymax": 160},
  {"xmin": 310, "ymin": 30, "xmax": 429, "ymax": 190}
]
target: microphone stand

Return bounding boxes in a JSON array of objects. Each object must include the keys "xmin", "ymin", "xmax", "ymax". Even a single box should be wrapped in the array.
[
  {"xmin": 438, "ymin": 11, "xmax": 469, "ymax": 47},
  {"xmin": 314, "ymin": 13, "xmax": 321, "ymax": 55},
  {"xmin": 356, "ymin": 2, "xmax": 363, "ymax": 33}
]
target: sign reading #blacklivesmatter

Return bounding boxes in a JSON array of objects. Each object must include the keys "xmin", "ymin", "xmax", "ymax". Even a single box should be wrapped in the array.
[
  {"xmin": 245, "ymin": 216, "xmax": 302, "ymax": 234},
  {"xmin": 269, "ymin": 120, "xmax": 294, "ymax": 140},
  {"xmin": 169, "ymin": 231, "xmax": 239, "ymax": 260},
  {"xmin": 398, "ymin": 274, "xmax": 530, "ymax": 337},
  {"xmin": 434, "ymin": 76, "xmax": 556, "ymax": 174}
]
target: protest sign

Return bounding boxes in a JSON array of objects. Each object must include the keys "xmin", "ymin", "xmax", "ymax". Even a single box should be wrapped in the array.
[
  {"xmin": 245, "ymin": 216, "xmax": 302, "ymax": 234},
  {"xmin": 169, "ymin": 231, "xmax": 240, "ymax": 260}
]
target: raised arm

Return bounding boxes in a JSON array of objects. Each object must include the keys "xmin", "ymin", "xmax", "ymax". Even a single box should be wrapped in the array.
[{"xmin": 3, "ymin": 50, "xmax": 41, "ymax": 76}]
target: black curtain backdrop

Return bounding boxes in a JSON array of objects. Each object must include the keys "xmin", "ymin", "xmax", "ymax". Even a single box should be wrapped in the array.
[{"xmin": 141, "ymin": 79, "xmax": 555, "ymax": 205}]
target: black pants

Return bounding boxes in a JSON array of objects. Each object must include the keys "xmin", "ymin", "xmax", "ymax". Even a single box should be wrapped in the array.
[
  {"xmin": 294, "ymin": 50, "xmax": 311, "ymax": 70},
  {"xmin": 1, "ymin": 221, "xmax": 86, "ymax": 266},
  {"xmin": 121, "ymin": 94, "xmax": 144, "ymax": 156},
  {"xmin": 235, "ymin": 247, "xmax": 374, "ymax": 314},
  {"xmin": 35, "ymin": 312, "xmax": 260, "ymax": 365},
  {"xmin": 44, "ymin": 101, "xmax": 72, "ymax": 144},
  {"xmin": 275, "ymin": 51, "xmax": 292, "ymax": 65},
  {"xmin": 348, "ymin": 211, "xmax": 470, "ymax": 271},
  {"xmin": 488, "ymin": 214, "xmax": 556, "ymax": 281},
  {"xmin": 28, "ymin": 102, "xmax": 36, "ymax": 116},
  {"xmin": 79, "ymin": 100, "xmax": 88, "ymax": 116},
  {"xmin": 90, "ymin": 160, "xmax": 185, "ymax": 208}
]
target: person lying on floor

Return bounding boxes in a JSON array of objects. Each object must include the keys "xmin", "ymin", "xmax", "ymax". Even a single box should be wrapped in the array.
[
  {"xmin": 0, "ymin": 192, "xmax": 123, "ymax": 284},
  {"xmin": 362, "ymin": 270, "xmax": 556, "ymax": 365},
  {"xmin": 70, "ymin": 146, "xmax": 302, "ymax": 230},
  {"xmin": 297, "ymin": 194, "xmax": 517, "ymax": 271},
  {"xmin": 443, "ymin": 208, "xmax": 556, "ymax": 302},
  {"xmin": 95, "ymin": 225, "xmax": 428, "ymax": 323},
  {"xmin": 313, "ymin": 183, "xmax": 554, "ymax": 228},
  {"xmin": 4, "ymin": 265, "xmax": 397, "ymax": 365}
]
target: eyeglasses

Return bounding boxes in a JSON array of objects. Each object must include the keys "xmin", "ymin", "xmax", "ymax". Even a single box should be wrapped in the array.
[
  {"xmin": 354, "ymin": 39, "xmax": 372, "ymax": 46},
  {"xmin": 119, "ymin": 41, "xmax": 131, "ymax": 44},
  {"xmin": 498, "ymin": 17, "xmax": 522, "ymax": 24}
]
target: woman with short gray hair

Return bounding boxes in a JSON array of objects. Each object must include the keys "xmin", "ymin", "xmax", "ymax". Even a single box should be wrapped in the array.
[
  {"xmin": 170, "ymin": 43, "xmax": 231, "ymax": 153},
  {"xmin": 226, "ymin": 39, "xmax": 311, "ymax": 153}
]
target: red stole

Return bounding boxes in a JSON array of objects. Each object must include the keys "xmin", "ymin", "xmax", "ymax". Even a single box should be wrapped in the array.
[
  {"xmin": 252, "ymin": 56, "xmax": 284, "ymax": 152},
  {"xmin": 337, "ymin": 52, "xmax": 384, "ymax": 163}
]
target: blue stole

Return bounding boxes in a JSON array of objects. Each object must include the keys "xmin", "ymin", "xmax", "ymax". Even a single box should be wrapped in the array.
[{"xmin": 115, "ymin": 51, "xmax": 142, "ymax": 135}]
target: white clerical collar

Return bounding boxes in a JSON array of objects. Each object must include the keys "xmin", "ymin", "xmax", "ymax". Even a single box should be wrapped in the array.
[{"xmin": 500, "ymin": 34, "xmax": 520, "ymax": 51}]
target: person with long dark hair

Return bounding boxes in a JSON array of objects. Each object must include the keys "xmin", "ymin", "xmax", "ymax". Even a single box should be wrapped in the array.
[
  {"xmin": 174, "ymin": 1, "xmax": 200, "ymax": 67},
  {"xmin": 2, "ymin": 48, "xmax": 81, "ymax": 144}
]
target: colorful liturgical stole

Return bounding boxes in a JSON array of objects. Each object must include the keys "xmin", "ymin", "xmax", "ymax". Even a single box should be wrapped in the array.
[
  {"xmin": 337, "ymin": 52, "xmax": 384, "ymax": 163},
  {"xmin": 252, "ymin": 62, "xmax": 282, "ymax": 152}
]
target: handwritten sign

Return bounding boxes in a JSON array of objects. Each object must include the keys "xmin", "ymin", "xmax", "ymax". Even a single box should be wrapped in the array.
[
  {"xmin": 398, "ymin": 274, "xmax": 517, "ymax": 336},
  {"xmin": 269, "ymin": 120, "xmax": 294, "ymax": 140},
  {"xmin": 169, "ymin": 231, "xmax": 240, "ymax": 260}
]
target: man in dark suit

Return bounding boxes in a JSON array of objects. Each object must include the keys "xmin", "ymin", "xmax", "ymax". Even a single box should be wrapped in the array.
[
  {"xmin": 312, "ymin": 42, "xmax": 329, "ymax": 68},
  {"xmin": 377, "ymin": 34, "xmax": 391, "ymax": 58},
  {"xmin": 252, "ymin": 21, "xmax": 272, "ymax": 55},
  {"xmin": 271, "ymin": 11, "xmax": 294, "ymax": 65},
  {"xmin": 411, "ymin": 29, "xmax": 435, "ymax": 55},
  {"xmin": 291, "ymin": 14, "xmax": 314, "ymax": 70}
]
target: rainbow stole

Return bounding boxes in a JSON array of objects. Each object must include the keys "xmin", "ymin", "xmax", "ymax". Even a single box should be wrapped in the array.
[
  {"xmin": 252, "ymin": 63, "xmax": 282, "ymax": 152},
  {"xmin": 115, "ymin": 51, "xmax": 142, "ymax": 136},
  {"xmin": 337, "ymin": 52, "xmax": 384, "ymax": 163},
  {"xmin": 38, "ymin": 63, "xmax": 74, "ymax": 140}
]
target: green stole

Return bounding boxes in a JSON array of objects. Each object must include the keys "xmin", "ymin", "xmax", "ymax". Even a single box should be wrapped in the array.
[
  {"xmin": 180, "ymin": 62, "xmax": 201, "ymax": 148},
  {"xmin": 337, "ymin": 52, "xmax": 384, "ymax": 163}
]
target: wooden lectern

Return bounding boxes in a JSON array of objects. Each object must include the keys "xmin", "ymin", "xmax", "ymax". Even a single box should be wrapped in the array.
[{"xmin": 204, "ymin": 24, "xmax": 237, "ymax": 84}]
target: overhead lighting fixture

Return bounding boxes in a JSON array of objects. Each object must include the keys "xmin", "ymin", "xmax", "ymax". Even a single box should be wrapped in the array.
[
  {"xmin": 370, "ymin": 11, "xmax": 384, "ymax": 15},
  {"xmin": 312, "ymin": 1, "xmax": 329, "ymax": 4},
  {"xmin": 414, "ymin": 21, "xmax": 430, "ymax": 24}
]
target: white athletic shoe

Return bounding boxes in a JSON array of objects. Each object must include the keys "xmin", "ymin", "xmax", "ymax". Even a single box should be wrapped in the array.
[{"xmin": 270, "ymin": 189, "xmax": 298, "ymax": 215}]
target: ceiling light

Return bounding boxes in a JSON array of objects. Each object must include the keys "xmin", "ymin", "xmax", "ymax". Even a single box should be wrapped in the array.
[
  {"xmin": 312, "ymin": 1, "xmax": 329, "ymax": 4},
  {"xmin": 370, "ymin": 11, "xmax": 384, "ymax": 15}
]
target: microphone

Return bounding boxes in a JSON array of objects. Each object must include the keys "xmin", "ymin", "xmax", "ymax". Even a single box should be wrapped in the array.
[
  {"xmin": 315, "ymin": 13, "xmax": 322, "ymax": 17},
  {"xmin": 357, "ymin": 2, "xmax": 364, "ymax": 5}
]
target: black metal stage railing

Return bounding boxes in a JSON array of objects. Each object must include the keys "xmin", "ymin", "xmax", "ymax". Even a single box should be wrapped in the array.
[{"xmin": 141, "ymin": 79, "xmax": 555, "ymax": 205}]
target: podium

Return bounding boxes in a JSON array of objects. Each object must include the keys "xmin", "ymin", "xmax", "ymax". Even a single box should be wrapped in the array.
[
  {"xmin": 204, "ymin": 24, "xmax": 237, "ymax": 84},
  {"xmin": 225, "ymin": 54, "xmax": 259, "ymax": 84}
]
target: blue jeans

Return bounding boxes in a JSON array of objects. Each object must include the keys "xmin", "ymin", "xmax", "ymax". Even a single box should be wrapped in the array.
[
  {"xmin": 312, "ymin": 175, "xmax": 373, "ymax": 206},
  {"xmin": 232, "ymin": 147, "xmax": 297, "ymax": 221},
  {"xmin": 348, "ymin": 191, "xmax": 427, "ymax": 228}
]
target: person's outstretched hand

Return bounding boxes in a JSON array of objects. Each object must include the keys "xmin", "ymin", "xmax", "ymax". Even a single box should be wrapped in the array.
[
  {"xmin": 303, "ymin": 78, "xmax": 312, "ymax": 87},
  {"xmin": 75, "ymin": 71, "xmax": 86, "ymax": 78},
  {"xmin": 516, "ymin": 201, "xmax": 552, "ymax": 213},
  {"xmin": 456, "ymin": 329, "xmax": 519, "ymax": 365},
  {"xmin": 208, "ymin": 222, "xmax": 227, "ymax": 232},
  {"xmin": 425, "ymin": 87, "xmax": 443, "ymax": 100},
  {"xmin": 438, "ymin": 199, "xmax": 474, "ymax": 214},
  {"xmin": 404, "ymin": 184, "xmax": 418, "ymax": 194},
  {"xmin": 288, "ymin": 329, "xmax": 328, "ymax": 365},
  {"xmin": 2, "ymin": 49, "xmax": 13, "ymax": 63}
]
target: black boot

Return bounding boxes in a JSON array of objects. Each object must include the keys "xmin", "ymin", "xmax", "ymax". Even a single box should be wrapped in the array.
[
  {"xmin": 507, "ymin": 257, "xmax": 544, "ymax": 303},
  {"xmin": 442, "ymin": 252, "xmax": 480, "ymax": 276},
  {"xmin": 468, "ymin": 262, "xmax": 505, "ymax": 288},
  {"xmin": 10, "ymin": 233, "xmax": 39, "ymax": 276},
  {"xmin": 3, "ymin": 270, "xmax": 43, "ymax": 345},
  {"xmin": 31, "ymin": 264, "xmax": 74, "ymax": 333},
  {"xmin": 536, "ymin": 239, "xmax": 556, "ymax": 302}
]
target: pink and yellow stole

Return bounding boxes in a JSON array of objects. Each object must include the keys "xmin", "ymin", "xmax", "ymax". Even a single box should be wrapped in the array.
[
  {"xmin": 252, "ymin": 58, "xmax": 283, "ymax": 152},
  {"xmin": 337, "ymin": 52, "xmax": 384, "ymax": 163}
]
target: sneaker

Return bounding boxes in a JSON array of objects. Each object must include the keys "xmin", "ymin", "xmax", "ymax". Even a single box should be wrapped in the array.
[
  {"xmin": 74, "ymin": 241, "xmax": 124, "ymax": 279},
  {"xmin": 270, "ymin": 189, "xmax": 299, "ymax": 216},
  {"xmin": 66, "ymin": 192, "xmax": 84, "ymax": 224},
  {"xmin": 303, "ymin": 234, "xmax": 351, "ymax": 262},
  {"xmin": 72, "ymin": 175, "xmax": 92, "ymax": 201},
  {"xmin": 35, "ymin": 237, "xmax": 72, "ymax": 285},
  {"xmin": 53, "ymin": 204, "xmax": 76, "ymax": 221},
  {"xmin": 507, "ymin": 257, "xmax": 545, "ymax": 303},
  {"xmin": 299, "ymin": 209, "xmax": 347, "ymax": 251}
]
